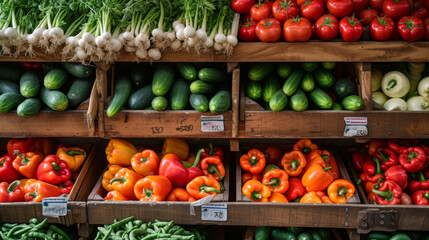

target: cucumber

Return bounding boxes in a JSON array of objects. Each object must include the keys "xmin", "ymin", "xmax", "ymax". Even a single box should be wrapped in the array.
[
  {"xmin": 290, "ymin": 90, "xmax": 308, "ymax": 112},
  {"xmin": 271, "ymin": 228, "xmax": 296, "ymax": 240},
  {"xmin": 152, "ymin": 63, "xmax": 175, "ymax": 96},
  {"xmin": 263, "ymin": 75, "xmax": 281, "ymax": 103},
  {"xmin": 151, "ymin": 96, "xmax": 168, "ymax": 111},
  {"xmin": 170, "ymin": 79, "xmax": 190, "ymax": 110},
  {"xmin": 129, "ymin": 64, "xmax": 152, "ymax": 89},
  {"xmin": 0, "ymin": 92, "xmax": 25, "ymax": 113},
  {"xmin": 17, "ymin": 98, "xmax": 41, "ymax": 117},
  {"xmin": 61, "ymin": 62, "xmax": 94, "ymax": 78},
  {"xmin": 175, "ymin": 62, "xmax": 197, "ymax": 81},
  {"xmin": 366, "ymin": 232, "xmax": 390, "ymax": 240},
  {"xmin": 106, "ymin": 76, "xmax": 132, "ymax": 117},
  {"xmin": 40, "ymin": 88, "xmax": 68, "ymax": 111},
  {"xmin": 309, "ymin": 87, "xmax": 333, "ymax": 109},
  {"xmin": 341, "ymin": 95, "xmax": 363, "ymax": 111},
  {"xmin": 314, "ymin": 69, "xmax": 335, "ymax": 89},
  {"xmin": 322, "ymin": 62, "xmax": 336, "ymax": 70},
  {"xmin": 198, "ymin": 67, "xmax": 227, "ymax": 82},
  {"xmin": 248, "ymin": 63, "xmax": 276, "ymax": 81},
  {"xmin": 269, "ymin": 89, "xmax": 288, "ymax": 111},
  {"xmin": 145, "ymin": 106, "xmax": 153, "ymax": 110},
  {"xmin": 277, "ymin": 63, "xmax": 293, "ymax": 78},
  {"xmin": 0, "ymin": 63, "xmax": 23, "ymax": 82},
  {"xmin": 316, "ymin": 229, "xmax": 332, "ymax": 240},
  {"xmin": 285, "ymin": 228, "xmax": 303, "ymax": 235},
  {"xmin": 283, "ymin": 69, "xmax": 304, "ymax": 96},
  {"xmin": 309, "ymin": 231, "xmax": 323, "ymax": 240},
  {"xmin": 20, "ymin": 71, "xmax": 41, "ymax": 98},
  {"xmin": 331, "ymin": 102, "xmax": 343, "ymax": 110},
  {"xmin": 128, "ymin": 84, "xmax": 155, "ymax": 110},
  {"xmin": 209, "ymin": 90, "xmax": 231, "ymax": 114},
  {"xmin": 190, "ymin": 80, "xmax": 213, "ymax": 94},
  {"xmin": 67, "ymin": 78, "xmax": 93, "ymax": 108},
  {"xmin": 333, "ymin": 78, "xmax": 357, "ymax": 100},
  {"xmin": 389, "ymin": 233, "xmax": 412, "ymax": 240},
  {"xmin": 301, "ymin": 72, "xmax": 315, "ymax": 93},
  {"xmin": 255, "ymin": 227, "xmax": 270, "ymax": 240},
  {"xmin": 246, "ymin": 81, "xmax": 262, "ymax": 100},
  {"xmin": 300, "ymin": 62, "xmax": 319, "ymax": 72},
  {"xmin": 44, "ymin": 68, "xmax": 68, "ymax": 90},
  {"xmin": 297, "ymin": 233, "xmax": 313, "ymax": 240},
  {"xmin": 0, "ymin": 80, "xmax": 20, "ymax": 94},
  {"xmin": 190, "ymin": 93, "xmax": 209, "ymax": 112}
]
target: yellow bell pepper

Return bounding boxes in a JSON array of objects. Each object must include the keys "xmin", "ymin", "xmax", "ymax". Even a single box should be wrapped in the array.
[
  {"xmin": 102, "ymin": 165, "xmax": 133, "ymax": 192},
  {"xmin": 105, "ymin": 139, "xmax": 137, "ymax": 166},
  {"xmin": 162, "ymin": 138, "xmax": 189, "ymax": 161},
  {"xmin": 56, "ymin": 145, "xmax": 86, "ymax": 172}
]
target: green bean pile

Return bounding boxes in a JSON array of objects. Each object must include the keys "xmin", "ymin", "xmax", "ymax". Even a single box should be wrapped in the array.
[{"xmin": 1, "ymin": 218, "xmax": 75, "ymax": 240}]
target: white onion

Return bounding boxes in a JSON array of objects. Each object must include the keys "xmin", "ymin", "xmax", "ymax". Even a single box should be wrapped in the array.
[
  {"xmin": 95, "ymin": 36, "xmax": 105, "ymax": 47},
  {"xmin": 123, "ymin": 31, "xmax": 134, "ymax": 41},
  {"xmin": 33, "ymin": 28, "xmax": 45, "ymax": 38},
  {"xmin": 118, "ymin": 33, "xmax": 125, "ymax": 44},
  {"xmin": 171, "ymin": 40, "xmax": 181, "ymax": 51},
  {"xmin": 383, "ymin": 98, "xmax": 407, "ymax": 111},
  {"xmin": 101, "ymin": 32, "xmax": 111, "ymax": 40},
  {"xmin": 196, "ymin": 29, "xmax": 207, "ymax": 41},
  {"xmin": 78, "ymin": 38, "xmax": 87, "ymax": 48},
  {"xmin": 143, "ymin": 40, "xmax": 151, "ymax": 50},
  {"xmin": 167, "ymin": 32, "xmax": 176, "ymax": 41},
  {"xmin": 125, "ymin": 45, "xmax": 136, "ymax": 52},
  {"xmin": 176, "ymin": 30, "xmax": 185, "ymax": 41},
  {"xmin": 110, "ymin": 38, "xmax": 121, "ymax": 51},
  {"xmin": 136, "ymin": 48, "xmax": 148, "ymax": 59},
  {"xmin": 0, "ymin": 30, "xmax": 6, "ymax": 39},
  {"xmin": 372, "ymin": 91, "xmax": 388, "ymax": 107},
  {"xmin": 204, "ymin": 38, "xmax": 213, "ymax": 48},
  {"xmin": 27, "ymin": 34, "xmax": 38, "ymax": 44},
  {"xmin": 174, "ymin": 23, "xmax": 185, "ymax": 32},
  {"xmin": 136, "ymin": 33, "xmax": 149, "ymax": 42},
  {"xmin": 82, "ymin": 32, "xmax": 94, "ymax": 43},
  {"xmin": 173, "ymin": 21, "xmax": 181, "ymax": 28},
  {"xmin": 407, "ymin": 96, "xmax": 429, "ymax": 111},
  {"xmin": 183, "ymin": 26, "xmax": 196, "ymax": 38},
  {"xmin": 76, "ymin": 48, "xmax": 87, "ymax": 60},
  {"xmin": 5, "ymin": 27, "xmax": 18, "ymax": 38},
  {"xmin": 148, "ymin": 48, "xmax": 161, "ymax": 60},
  {"xmin": 227, "ymin": 35, "xmax": 238, "ymax": 46},
  {"xmin": 215, "ymin": 33, "xmax": 226, "ymax": 43},
  {"xmin": 152, "ymin": 29, "xmax": 163, "ymax": 39},
  {"xmin": 42, "ymin": 29, "xmax": 50, "ymax": 38},
  {"xmin": 187, "ymin": 37, "xmax": 196, "ymax": 47},
  {"xmin": 49, "ymin": 27, "xmax": 64, "ymax": 37},
  {"xmin": 214, "ymin": 42, "xmax": 223, "ymax": 51}
]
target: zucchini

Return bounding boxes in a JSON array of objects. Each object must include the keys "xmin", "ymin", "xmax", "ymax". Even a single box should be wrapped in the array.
[
  {"xmin": 331, "ymin": 102, "xmax": 343, "ymax": 110},
  {"xmin": 209, "ymin": 90, "xmax": 231, "ymax": 114},
  {"xmin": 190, "ymin": 93, "xmax": 209, "ymax": 112},
  {"xmin": 341, "ymin": 95, "xmax": 364, "ymax": 111},
  {"xmin": 40, "ymin": 88, "xmax": 69, "ymax": 111},
  {"xmin": 190, "ymin": 80, "xmax": 213, "ymax": 94},
  {"xmin": 128, "ymin": 84, "xmax": 155, "ymax": 110},
  {"xmin": 0, "ymin": 63, "xmax": 23, "ymax": 82},
  {"xmin": 152, "ymin": 63, "xmax": 175, "ymax": 96},
  {"xmin": 67, "ymin": 78, "xmax": 93, "ymax": 108},
  {"xmin": 300, "ymin": 62, "xmax": 319, "ymax": 72},
  {"xmin": 44, "ymin": 68, "xmax": 68, "ymax": 90},
  {"xmin": 263, "ymin": 75, "xmax": 281, "ymax": 103},
  {"xmin": 17, "ymin": 98, "xmax": 41, "ymax": 117},
  {"xmin": 198, "ymin": 67, "xmax": 227, "ymax": 82},
  {"xmin": 170, "ymin": 79, "xmax": 190, "ymax": 110},
  {"xmin": 0, "ymin": 92, "xmax": 25, "ymax": 113},
  {"xmin": 248, "ymin": 63, "xmax": 276, "ymax": 81},
  {"xmin": 283, "ymin": 69, "xmax": 304, "ymax": 96},
  {"xmin": 20, "ymin": 71, "xmax": 41, "ymax": 98},
  {"xmin": 269, "ymin": 89, "xmax": 288, "ymax": 111},
  {"xmin": 276, "ymin": 63, "xmax": 293, "ymax": 78},
  {"xmin": 290, "ymin": 89, "xmax": 308, "ymax": 112},
  {"xmin": 255, "ymin": 227, "xmax": 270, "ymax": 240},
  {"xmin": 333, "ymin": 78, "xmax": 357, "ymax": 100},
  {"xmin": 271, "ymin": 228, "xmax": 296, "ymax": 240},
  {"xmin": 297, "ymin": 232, "xmax": 313, "ymax": 240},
  {"xmin": 309, "ymin": 87, "xmax": 333, "ymax": 109},
  {"xmin": 151, "ymin": 96, "xmax": 168, "ymax": 111},
  {"xmin": 61, "ymin": 62, "xmax": 94, "ymax": 78},
  {"xmin": 129, "ymin": 64, "xmax": 152, "ymax": 89},
  {"xmin": 175, "ymin": 63, "xmax": 197, "ymax": 81},
  {"xmin": 106, "ymin": 76, "xmax": 132, "ymax": 117},
  {"xmin": 314, "ymin": 69, "xmax": 335, "ymax": 89},
  {"xmin": 0, "ymin": 80, "xmax": 20, "ymax": 94},
  {"xmin": 301, "ymin": 73, "xmax": 315, "ymax": 93},
  {"xmin": 246, "ymin": 81, "xmax": 262, "ymax": 100}
]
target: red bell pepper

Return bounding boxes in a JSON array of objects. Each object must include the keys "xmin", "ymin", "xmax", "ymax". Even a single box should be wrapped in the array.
[
  {"xmin": 0, "ymin": 156, "xmax": 22, "ymax": 183},
  {"xmin": 412, "ymin": 190, "xmax": 429, "ymax": 205},
  {"xmin": 399, "ymin": 147, "xmax": 426, "ymax": 173},
  {"xmin": 7, "ymin": 138, "xmax": 34, "ymax": 159},
  {"xmin": 374, "ymin": 148, "xmax": 398, "ymax": 171},
  {"xmin": 372, "ymin": 180, "xmax": 402, "ymax": 205},
  {"xmin": 352, "ymin": 151, "xmax": 371, "ymax": 173},
  {"xmin": 385, "ymin": 165, "xmax": 408, "ymax": 190},
  {"xmin": 358, "ymin": 158, "xmax": 384, "ymax": 184},
  {"xmin": 284, "ymin": 177, "xmax": 307, "ymax": 202},
  {"xmin": 408, "ymin": 171, "xmax": 429, "ymax": 193},
  {"xmin": 200, "ymin": 143, "xmax": 224, "ymax": 161},
  {"xmin": 57, "ymin": 180, "xmax": 74, "ymax": 194},
  {"xmin": 159, "ymin": 149, "xmax": 204, "ymax": 187},
  {"xmin": 387, "ymin": 139, "xmax": 417, "ymax": 155},
  {"xmin": 36, "ymin": 155, "xmax": 71, "ymax": 184},
  {"xmin": 367, "ymin": 140, "xmax": 386, "ymax": 156},
  {"xmin": 0, "ymin": 180, "xmax": 24, "ymax": 202}
]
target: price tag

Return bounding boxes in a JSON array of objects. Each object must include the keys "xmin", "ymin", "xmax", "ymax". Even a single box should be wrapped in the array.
[
  {"xmin": 42, "ymin": 197, "xmax": 67, "ymax": 217},
  {"xmin": 344, "ymin": 117, "xmax": 368, "ymax": 137},
  {"xmin": 201, "ymin": 203, "xmax": 227, "ymax": 221},
  {"xmin": 201, "ymin": 115, "xmax": 224, "ymax": 132}
]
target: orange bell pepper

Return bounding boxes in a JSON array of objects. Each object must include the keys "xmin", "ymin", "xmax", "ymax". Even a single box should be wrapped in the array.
[
  {"xmin": 301, "ymin": 164, "xmax": 335, "ymax": 192},
  {"xmin": 302, "ymin": 150, "xmax": 340, "ymax": 179},
  {"xmin": 368, "ymin": 140, "xmax": 386, "ymax": 156},
  {"xmin": 134, "ymin": 175, "xmax": 172, "ymax": 201},
  {"xmin": 12, "ymin": 152, "xmax": 43, "ymax": 179},
  {"xmin": 265, "ymin": 147, "xmax": 283, "ymax": 164},
  {"xmin": 186, "ymin": 176, "xmax": 221, "ymax": 200},
  {"xmin": 269, "ymin": 193, "xmax": 289, "ymax": 202},
  {"xmin": 242, "ymin": 180, "xmax": 271, "ymax": 202},
  {"xmin": 241, "ymin": 173, "xmax": 262, "ymax": 186},
  {"xmin": 104, "ymin": 190, "xmax": 130, "ymax": 201},
  {"xmin": 327, "ymin": 179, "xmax": 356, "ymax": 204},
  {"xmin": 33, "ymin": 138, "xmax": 53, "ymax": 157},
  {"xmin": 281, "ymin": 151, "xmax": 306, "ymax": 177},
  {"xmin": 167, "ymin": 188, "xmax": 196, "ymax": 201},
  {"xmin": 102, "ymin": 165, "xmax": 132, "ymax": 192},
  {"xmin": 131, "ymin": 149, "xmax": 159, "ymax": 177},
  {"xmin": 162, "ymin": 138, "xmax": 189, "ymax": 161},
  {"xmin": 201, "ymin": 156, "xmax": 225, "ymax": 181},
  {"xmin": 299, "ymin": 191, "xmax": 322, "ymax": 203},
  {"xmin": 262, "ymin": 169, "xmax": 289, "ymax": 194},
  {"xmin": 111, "ymin": 168, "xmax": 142, "ymax": 200},
  {"xmin": 18, "ymin": 178, "xmax": 30, "ymax": 191},
  {"xmin": 24, "ymin": 180, "xmax": 63, "ymax": 202},
  {"xmin": 316, "ymin": 191, "xmax": 334, "ymax": 204},
  {"xmin": 56, "ymin": 145, "xmax": 86, "ymax": 172},
  {"xmin": 105, "ymin": 139, "xmax": 137, "ymax": 166},
  {"xmin": 365, "ymin": 178, "xmax": 383, "ymax": 194},
  {"xmin": 240, "ymin": 149, "xmax": 266, "ymax": 174},
  {"xmin": 293, "ymin": 139, "xmax": 319, "ymax": 154}
]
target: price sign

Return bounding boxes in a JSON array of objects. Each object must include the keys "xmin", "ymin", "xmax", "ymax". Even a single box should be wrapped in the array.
[
  {"xmin": 42, "ymin": 197, "xmax": 67, "ymax": 217},
  {"xmin": 344, "ymin": 117, "xmax": 368, "ymax": 137},
  {"xmin": 201, "ymin": 115, "xmax": 224, "ymax": 132},
  {"xmin": 201, "ymin": 203, "xmax": 227, "ymax": 221}
]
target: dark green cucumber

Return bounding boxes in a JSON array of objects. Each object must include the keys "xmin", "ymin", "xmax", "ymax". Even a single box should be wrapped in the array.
[
  {"xmin": 297, "ymin": 232, "xmax": 313, "ymax": 240},
  {"xmin": 175, "ymin": 63, "xmax": 197, "ymax": 81},
  {"xmin": 128, "ymin": 84, "xmax": 155, "ymax": 110},
  {"xmin": 0, "ymin": 80, "xmax": 20, "ymax": 94},
  {"xmin": 20, "ymin": 71, "xmax": 41, "ymax": 98},
  {"xmin": 0, "ymin": 63, "xmax": 23, "ymax": 82},
  {"xmin": 106, "ymin": 76, "xmax": 132, "ymax": 117},
  {"xmin": 341, "ymin": 95, "xmax": 364, "ymax": 111},
  {"xmin": 152, "ymin": 63, "xmax": 176, "ymax": 96},
  {"xmin": 61, "ymin": 62, "xmax": 94, "ymax": 78},
  {"xmin": 269, "ymin": 89, "xmax": 288, "ymax": 112},
  {"xmin": 285, "ymin": 228, "xmax": 303, "ymax": 235},
  {"xmin": 283, "ymin": 69, "xmax": 304, "ymax": 96},
  {"xmin": 0, "ymin": 92, "xmax": 25, "ymax": 113},
  {"xmin": 309, "ymin": 87, "xmax": 333, "ymax": 109},
  {"xmin": 151, "ymin": 96, "xmax": 168, "ymax": 111},
  {"xmin": 263, "ymin": 75, "xmax": 281, "ymax": 103},
  {"xmin": 271, "ymin": 228, "xmax": 296, "ymax": 240},
  {"xmin": 301, "ymin": 73, "xmax": 315, "ymax": 93},
  {"xmin": 198, "ymin": 68, "xmax": 227, "ymax": 82},
  {"xmin": 389, "ymin": 233, "xmax": 412, "ymax": 240},
  {"xmin": 209, "ymin": 90, "xmax": 231, "ymax": 114},
  {"xmin": 246, "ymin": 81, "xmax": 262, "ymax": 100},
  {"xmin": 333, "ymin": 78, "xmax": 357, "ymax": 100},
  {"xmin": 67, "ymin": 78, "xmax": 93, "ymax": 108},
  {"xmin": 44, "ymin": 68, "xmax": 68, "ymax": 90},
  {"xmin": 40, "ymin": 88, "xmax": 69, "ymax": 111},
  {"xmin": 314, "ymin": 69, "xmax": 335, "ymax": 89},
  {"xmin": 290, "ymin": 90, "xmax": 308, "ymax": 112},
  {"xmin": 170, "ymin": 79, "xmax": 190, "ymax": 110},
  {"xmin": 255, "ymin": 227, "xmax": 271, "ymax": 240},
  {"xmin": 331, "ymin": 102, "xmax": 343, "ymax": 110},
  {"xmin": 276, "ymin": 63, "xmax": 292, "ymax": 79},
  {"xmin": 248, "ymin": 63, "xmax": 276, "ymax": 81},
  {"xmin": 17, "ymin": 98, "xmax": 41, "ymax": 117},
  {"xmin": 300, "ymin": 62, "xmax": 319, "ymax": 72},
  {"xmin": 190, "ymin": 80, "xmax": 213, "ymax": 94},
  {"xmin": 316, "ymin": 229, "xmax": 332, "ymax": 240},
  {"xmin": 129, "ymin": 64, "xmax": 152, "ymax": 89},
  {"xmin": 190, "ymin": 93, "xmax": 209, "ymax": 112},
  {"xmin": 322, "ymin": 62, "xmax": 336, "ymax": 70},
  {"xmin": 309, "ymin": 231, "xmax": 323, "ymax": 240}
]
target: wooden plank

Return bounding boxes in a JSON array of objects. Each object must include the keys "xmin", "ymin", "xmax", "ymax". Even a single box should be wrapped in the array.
[{"xmin": 232, "ymin": 68, "xmax": 240, "ymax": 138}]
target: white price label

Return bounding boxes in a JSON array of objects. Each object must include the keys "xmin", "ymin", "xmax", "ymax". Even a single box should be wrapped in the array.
[
  {"xmin": 201, "ymin": 115, "xmax": 224, "ymax": 132},
  {"xmin": 42, "ymin": 197, "xmax": 67, "ymax": 217},
  {"xmin": 344, "ymin": 117, "xmax": 368, "ymax": 137},
  {"xmin": 201, "ymin": 203, "xmax": 227, "ymax": 221}
]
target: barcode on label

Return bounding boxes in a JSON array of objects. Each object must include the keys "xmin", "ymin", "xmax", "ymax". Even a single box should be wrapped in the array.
[{"xmin": 201, "ymin": 115, "xmax": 224, "ymax": 132}]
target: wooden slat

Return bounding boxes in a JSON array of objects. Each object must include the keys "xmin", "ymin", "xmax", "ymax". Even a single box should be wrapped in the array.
[{"xmin": 232, "ymin": 67, "xmax": 240, "ymax": 138}]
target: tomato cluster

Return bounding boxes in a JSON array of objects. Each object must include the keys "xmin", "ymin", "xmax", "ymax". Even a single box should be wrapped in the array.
[{"xmin": 232, "ymin": 0, "xmax": 429, "ymax": 42}]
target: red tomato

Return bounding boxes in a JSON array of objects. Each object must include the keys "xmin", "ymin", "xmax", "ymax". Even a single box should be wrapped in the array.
[
  {"xmin": 359, "ymin": 8, "xmax": 380, "ymax": 25},
  {"xmin": 239, "ymin": 20, "xmax": 259, "ymax": 41},
  {"xmin": 397, "ymin": 16, "xmax": 425, "ymax": 41},
  {"xmin": 283, "ymin": 17, "xmax": 313, "ymax": 41},
  {"xmin": 297, "ymin": 0, "xmax": 306, "ymax": 6},
  {"xmin": 243, "ymin": 14, "xmax": 254, "ymax": 23},
  {"xmin": 272, "ymin": 0, "xmax": 299, "ymax": 22},
  {"xmin": 369, "ymin": 15, "xmax": 396, "ymax": 40},
  {"xmin": 300, "ymin": 0, "xmax": 325, "ymax": 22},
  {"xmin": 327, "ymin": 0, "xmax": 354, "ymax": 17},
  {"xmin": 370, "ymin": 0, "xmax": 384, "ymax": 10},
  {"xmin": 383, "ymin": 0, "xmax": 411, "ymax": 20},
  {"xmin": 425, "ymin": 17, "xmax": 429, "ymax": 40},
  {"xmin": 250, "ymin": 2, "xmax": 272, "ymax": 21},
  {"xmin": 353, "ymin": 0, "xmax": 369, "ymax": 15},
  {"xmin": 231, "ymin": 0, "xmax": 256, "ymax": 14},
  {"xmin": 311, "ymin": 23, "xmax": 319, "ymax": 38},
  {"xmin": 315, "ymin": 14, "xmax": 339, "ymax": 40},
  {"xmin": 390, "ymin": 23, "xmax": 402, "ymax": 39},
  {"xmin": 256, "ymin": 18, "xmax": 282, "ymax": 42},
  {"xmin": 410, "ymin": 7, "xmax": 429, "ymax": 20},
  {"xmin": 339, "ymin": 15, "xmax": 364, "ymax": 41}
]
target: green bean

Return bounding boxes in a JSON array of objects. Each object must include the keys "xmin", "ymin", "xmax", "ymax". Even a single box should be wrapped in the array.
[
  {"xmin": 133, "ymin": 220, "xmax": 143, "ymax": 227},
  {"xmin": 0, "ymin": 231, "xmax": 15, "ymax": 240},
  {"xmin": 27, "ymin": 232, "xmax": 54, "ymax": 240},
  {"xmin": 171, "ymin": 235, "xmax": 195, "ymax": 240},
  {"xmin": 124, "ymin": 221, "xmax": 134, "ymax": 231},
  {"xmin": 109, "ymin": 216, "xmax": 134, "ymax": 230},
  {"xmin": 163, "ymin": 221, "xmax": 174, "ymax": 232},
  {"xmin": 160, "ymin": 228, "xmax": 166, "ymax": 234},
  {"xmin": 29, "ymin": 218, "xmax": 39, "ymax": 225},
  {"xmin": 154, "ymin": 225, "xmax": 159, "ymax": 232},
  {"xmin": 173, "ymin": 228, "xmax": 185, "ymax": 235},
  {"xmin": 2, "ymin": 223, "xmax": 18, "ymax": 229},
  {"xmin": 129, "ymin": 228, "xmax": 147, "ymax": 240},
  {"xmin": 7, "ymin": 225, "xmax": 29, "ymax": 237},
  {"xmin": 188, "ymin": 227, "xmax": 201, "ymax": 239},
  {"xmin": 32, "ymin": 218, "xmax": 47, "ymax": 231},
  {"xmin": 168, "ymin": 226, "xmax": 180, "ymax": 234},
  {"xmin": 141, "ymin": 233, "xmax": 158, "ymax": 240},
  {"xmin": 102, "ymin": 227, "xmax": 113, "ymax": 240},
  {"xmin": 154, "ymin": 222, "xmax": 169, "ymax": 227},
  {"xmin": 49, "ymin": 225, "xmax": 71, "ymax": 240},
  {"xmin": 97, "ymin": 227, "xmax": 110, "ymax": 236},
  {"xmin": 147, "ymin": 228, "xmax": 156, "ymax": 234},
  {"xmin": 94, "ymin": 231, "xmax": 102, "ymax": 240}
]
